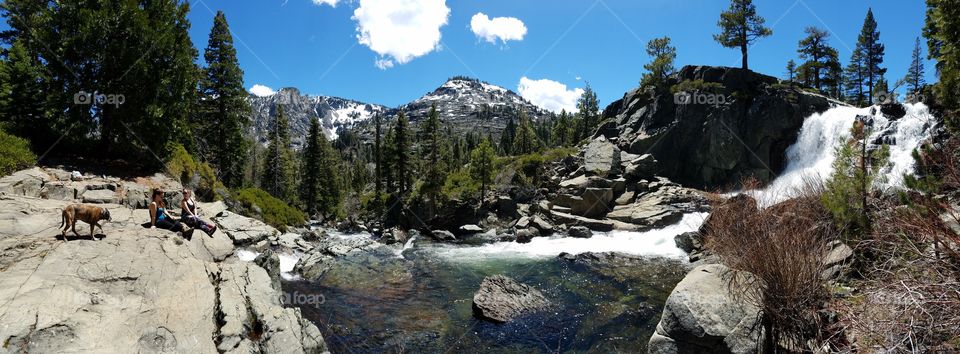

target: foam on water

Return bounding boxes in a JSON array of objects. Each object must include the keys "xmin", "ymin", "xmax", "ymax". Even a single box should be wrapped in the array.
[
  {"xmin": 431, "ymin": 212, "xmax": 709, "ymax": 262},
  {"xmin": 752, "ymin": 103, "xmax": 937, "ymax": 206}
]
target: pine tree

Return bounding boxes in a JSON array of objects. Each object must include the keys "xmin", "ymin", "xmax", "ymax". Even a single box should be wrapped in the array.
[
  {"xmin": 0, "ymin": 0, "xmax": 197, "ymax": 161},
  {"xmin": 200, "ymin": 11, "xmax": 250, "ymax": 188},
  {"xmin": 0, "ymin": 39, "xmax": 47, "ymax": 141},
  {"xmin": 419, "ymin": 104, "xmax": 444, "ymax": 202},
  {"xmin": 261, "ymin": 105, "xmax": 296, "ymax": 204},
  {"xmin": 905, "ymin": 37, "xmax": 927, "ymax": 95},
  {"xmin": 924, "ymin": 0, "xmax": 960, "ymax": 129},
  {"xmin": 512, "ymin": 112, "xmax": 543, "ymax": 155},
  {"xmin": 857, "ymin": 9, "xmax": 887, "ymax": 104},
  {"xmin": 470, "ymin": 138, "xmax": 496, "ymax": 198},
  {"xmin": 822, "ymin": 120, "xmax": 890, "ymax": 237},
  {"xmin": 640, "ymin": 36, "xmax": 677, "ymax": 90},
  {"xmin": 302, "ymin": 118, "xmax": 323, "ymax": 215},
  {"xmin": 797, "ymin": 27, "xmax": 839, "ymax": 92},
  {"xmin": 714, "ymin": 0, "xmax": 773, "ymax": 71},
  {"xmin": 373, "ymin": 114, "xmax": 383, "ymax": 201},
  {"xmin": 552, "ymin": 110, "xmax": 572, "ymax": 147},
  {"xmin": 577, "ymin": 83, "xmax": 599, "ymax": 141},
  {"xmin": 500, "ymin": 117, "xmax": 516, "ymax": 155},
  {"xmin": 785, "ymin": 59, "xmax": 797, "ymax": 83},
  {"xmin": 392, "ymin": 112, "xmax": 412, "ymax": 197},
  {"xmin": 843, "ymin": 50, "xmax": 867, "ymax": 106}
]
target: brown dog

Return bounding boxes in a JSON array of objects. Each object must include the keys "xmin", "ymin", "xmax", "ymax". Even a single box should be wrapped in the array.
[{"xmin": 60, "ymin": 204, "xmax": 111, "ymax": 241}]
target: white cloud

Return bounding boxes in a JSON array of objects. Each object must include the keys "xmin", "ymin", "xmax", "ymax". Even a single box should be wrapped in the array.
[
  {"xmin": 517, "ymin": 77, "xmax": 584, "ymax": 113},
  {"xmin": 374, "ymin": 58, "xmax": 394, "ymax": 69},
  {"xmin": 352, "ymin": 0, "xmax": 450, "ymax": 69},
  {"xmin": 311, "ymin": 0, "xmax": 338, "ymax": 7},
  {"xmin": 249, "ymin": 84, "xmax": 277, "ymax": 97},
  {"xmin": 470, "ymin": 13, "xmax": 526, "ymax": 44}
]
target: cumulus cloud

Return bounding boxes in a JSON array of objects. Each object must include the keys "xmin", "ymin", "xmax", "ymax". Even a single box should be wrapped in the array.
[
  {"xmin": 352, "ymin": 0, "xmax": 450, "ymax": 69},
  {"xmin": 249, "ymin": 84, "xmax": 277, "ymax": 97},
  {"xmin": 311, "ymin": 0, "xmax": 338, "ymax": 7},
  {"xmin": 470, "ymin": 13, "xmax": 527, "ymax": 44},
  {"xmin": 517, "ymin": 77, "xmax": 584, "ymax": 113}
]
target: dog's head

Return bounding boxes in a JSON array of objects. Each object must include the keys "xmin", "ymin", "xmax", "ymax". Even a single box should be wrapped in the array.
[{"xmin": 102, "ymin": 208, "xmax": 112, "ymax": 221}]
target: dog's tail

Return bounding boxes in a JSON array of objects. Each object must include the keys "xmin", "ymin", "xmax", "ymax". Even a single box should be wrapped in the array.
[{"xmin": 60, "ymin": 209, "xmax": 65, "ymax": 229}]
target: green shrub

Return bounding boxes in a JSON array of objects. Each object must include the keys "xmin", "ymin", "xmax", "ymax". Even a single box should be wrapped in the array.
[
  {"xmin": 442, "ymin": 168, "xmax": 479, "ymax": 200},
  {"xmin": 0, "ymin": 127, "xmax": 37, "ymax": 176},
  {"xmin": 821, "ymin": 122, "xmax": 890, "ymax": 238},
  {"xmin": 165, "ymin": 143, "xmax": 228, "ymax": 201},
  {"xmin": 233, "ymin": 187, "xmax": 305, "ymax": 231},
  {"xmin": 670, "ymin": 79, "xmax": 725, "ymax": 94}
]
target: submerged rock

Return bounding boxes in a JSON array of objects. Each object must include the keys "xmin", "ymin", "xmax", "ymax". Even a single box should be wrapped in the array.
[
  {"xmin": 472, "ymin": 275, "xmax": 552, "ymax": 323},
  {"xmin": 568, "ymin": 226, "xmax": 593, "ymax": 238}
]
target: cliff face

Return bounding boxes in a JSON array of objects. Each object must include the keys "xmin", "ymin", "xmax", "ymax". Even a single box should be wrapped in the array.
[{"xmin": 602, "ymin": 66, "xmax": 837, "ymax": 189}]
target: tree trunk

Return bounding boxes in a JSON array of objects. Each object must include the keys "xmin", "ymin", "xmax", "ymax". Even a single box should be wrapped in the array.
[{"xmin": 741, "ymin": 43, "xmax": 749, "ymax": 71}]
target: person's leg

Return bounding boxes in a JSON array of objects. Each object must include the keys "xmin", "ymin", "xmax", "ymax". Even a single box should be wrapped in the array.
[{"xmin": 155, "ymin": 218, "xmax": 177, "ymax": 231}]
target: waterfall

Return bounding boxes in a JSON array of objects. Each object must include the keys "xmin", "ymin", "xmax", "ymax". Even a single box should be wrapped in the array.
[{"xmin": 753, "ymin": 103, "xmax": 937, "ymax": 206}]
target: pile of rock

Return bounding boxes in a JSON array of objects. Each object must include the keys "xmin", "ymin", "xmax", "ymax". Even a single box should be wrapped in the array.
[{"xmin": 544, "ymin": 137, "xmax": 707, "ymax": 232}]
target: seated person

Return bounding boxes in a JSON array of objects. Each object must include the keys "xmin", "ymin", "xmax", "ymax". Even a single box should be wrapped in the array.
[
  {"xmin": 180, "ymin": 189, "xmax": 217, "ymax": 236},
  {"xmin": 149, "ymin": 189, "xmax": 193, "ymax": 237}
]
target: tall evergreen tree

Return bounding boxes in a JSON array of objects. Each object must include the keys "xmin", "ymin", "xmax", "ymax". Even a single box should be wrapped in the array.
[
  {"xmin": 857, "ymin": 9, "xmax": 887, "ymax": 104},
  {"xmin": 0, "ymin": 0, "xmax": 198, "ymax": 161},
  {"xmin": 785, "ymin": 59, "xmax": 797, "ymax": 83},
  {"xmin": 552, "ymin": 110, "xmax": 572, "ymax": 147},
  {"xmin": 640, "ymin": 36, "xmax": 677, "ymax": 90},
  {"xmin": 0, "ymin": 39, "xmax": 47, "ymax": 141},
  {"xmin": 499, "ymin": 117, "xmax": 516, "ymax": 155},
  {"xmin": 512, "ymin": 112, "xmax": 543, "ymax": 155},
  {"xmin": 302, "ymin": 118, "xmax": 322, "ymax": 215},
  {"xmin": 301, "ymin": 118, "xmax": 341, "ymax": 219},
  {"xmin": 261, "ymin": 105, "xmax": 296, "ymax": 204},
  {"xmin": 714, "ymin": 0, "xmax": 773, "ymax": 71},
  {"xmin": 924, "ymin": 0, "xmax": 960, "ymax": 127},
  {"xmin": 797, "ymin": 27, "xmax": 838, "ymax": 92},
  {"xmin": 905, "ymin": 37, "xmax": 927, "ymax": 95},
  {"xmin": 373, "ymin": 114, "xmax": 383, "ymax": 200},
  {"xmin": 843, "ymin": 50, "xmax": 867, "ymax": 106},
  {"xmin": 419, "ymin": 104, "xmax": 444, "ymax": 202},
  {"xmin": 199, "ymin": 11, "xmax": 250, "ymax": 188},
  {"xmin": 392, "ymin": 112, "xmax": 412, "ymax": 197},
  {"xmin": 577, "ymin": 83, "xmax": 599, "ymax": 141},
  {"xmin": 470, "ymin": 138, "xmax": 496, "ymax": 198}
]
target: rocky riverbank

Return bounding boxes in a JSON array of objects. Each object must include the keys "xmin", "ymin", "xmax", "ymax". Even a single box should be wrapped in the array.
[{"xmin": 0, "ymin": 167, "xmax": 328, "ymax": 353}]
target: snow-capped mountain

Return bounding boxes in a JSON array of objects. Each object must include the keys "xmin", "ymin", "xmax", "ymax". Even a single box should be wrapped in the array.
[
  {"xmin": 396, "ymin": 76, "xmax": 553, "ymax": 136},
  {"xmin": 248, "ymin": 77, "xmax": 555, "ymax": 147},
  {"xmin": 248, "ymin": 88, "xmax": 388, "ymax": 147}
]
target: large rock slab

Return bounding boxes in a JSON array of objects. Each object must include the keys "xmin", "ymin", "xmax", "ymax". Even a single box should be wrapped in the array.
[
  {"xmin": 0, "ymin": 193, "xmax": 326, "ymax": 353},
  {"xmin": 472, "ymin": 275, "xmax": 552, "ymax": 323},
  {"xmin": 81, "ymin": 188, "xmax": 120, "ymax": 204},
  {"xmin": 214, "ymin": 211, "xmax": 279, "ymax": 246},
  {"xmin": 583, "ymin": 137, "xmax": 621, "ymax": 176},
  {"xmin": 649, "ymin": 264, "xmax": 760, "ymax": 354},
  {"xmin": 0, "ymin": 167, "xmax": 51, "ymax": 197}
]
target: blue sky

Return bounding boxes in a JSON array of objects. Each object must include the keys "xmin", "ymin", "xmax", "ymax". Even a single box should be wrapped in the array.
[{"xmin": 42, "ymin": 0, "xmax": 938, "ymax": 111}]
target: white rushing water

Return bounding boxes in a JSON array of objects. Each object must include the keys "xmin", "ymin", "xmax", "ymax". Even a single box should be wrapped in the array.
[
  {"xmin": 752, "ymin": 103, "xmax": 937, "ymax": 206},
  {"xmin": 431, "ymin": 212, "xmax": 709, "ymax": 261},
  {"xmin": 235, "ymin": 249, "xmax": 303, "ymax": 280}
]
